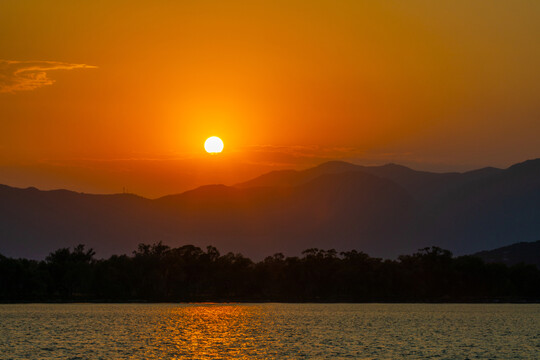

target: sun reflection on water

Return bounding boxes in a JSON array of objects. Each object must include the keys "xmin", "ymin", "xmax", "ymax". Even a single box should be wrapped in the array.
[{"xmin": 155, "ymin": 304, "xmax": 268, "ymax": 359}]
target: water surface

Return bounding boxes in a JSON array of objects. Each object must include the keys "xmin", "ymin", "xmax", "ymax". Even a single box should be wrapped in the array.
[{"xmin": 1, "ymin": 303, "xmax": 539, "ymax": 359}]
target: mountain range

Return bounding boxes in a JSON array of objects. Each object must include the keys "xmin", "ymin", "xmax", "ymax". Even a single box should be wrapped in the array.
[{"xmin": 1, "ymin": 159, "xmax": 539, "ymax": 260}]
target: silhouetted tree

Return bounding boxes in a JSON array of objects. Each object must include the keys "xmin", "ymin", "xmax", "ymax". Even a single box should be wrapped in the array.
[
  {"xmin": 45, "ymin": 244, "xmax": 95, "ymax": 299},
  {"xmin": 1, "ymin": 243, "xmax": 539, "ymax": 302}
]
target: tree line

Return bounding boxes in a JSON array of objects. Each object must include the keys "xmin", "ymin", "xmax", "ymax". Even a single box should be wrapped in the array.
[{"xmin": 1, "ymin": 243, "xmax": 539, "ymax": 302}]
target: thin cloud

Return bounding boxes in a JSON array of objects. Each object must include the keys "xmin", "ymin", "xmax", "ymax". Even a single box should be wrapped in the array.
[{"xmin": 0, "ymin": 60, "xmax": 97, "ymax": 93}]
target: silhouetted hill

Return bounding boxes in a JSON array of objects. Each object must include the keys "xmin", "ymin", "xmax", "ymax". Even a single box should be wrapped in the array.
[
  {"xmin": 154, "ymin": 171, "xmax": 417, "ymax": 257},
  {"xmin": 0, "ymin": 172, "xmax": 415, "ymax": 259},
  {"xmin": 473, "ymin": 240, "xmax": 540, "ymax": 268},
  {"xmin": 235, "ymin": 161, "xmax": 361, "ymax": 188},
  {"xmin": 0, "ymin": 184, "xmax": 157, "ymax": 259},
  {"xmin": 0, "ymin": 159, "xmax": 539, "ymax": 260},
  {"xmin": 236, "ymin": 161, "xmax": 504, "ymax": 202}
]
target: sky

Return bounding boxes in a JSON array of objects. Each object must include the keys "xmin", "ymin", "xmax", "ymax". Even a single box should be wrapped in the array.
[{"xmin": 1, "ymin": 0, "xmax": 539, "ymax": 197}]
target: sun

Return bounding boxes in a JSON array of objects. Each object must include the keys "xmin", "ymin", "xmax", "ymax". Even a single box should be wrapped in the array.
[{"xmin": 204, "ymin": 136, "xmax": 224, "ymax": 154}]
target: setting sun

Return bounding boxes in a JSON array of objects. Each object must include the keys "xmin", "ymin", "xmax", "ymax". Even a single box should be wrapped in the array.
[{"xmin": 204, "ymin": 136, "xmax": 224, "ymax": 154}]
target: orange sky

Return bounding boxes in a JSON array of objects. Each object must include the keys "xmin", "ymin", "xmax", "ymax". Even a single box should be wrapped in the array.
[{"xmin": 1, "ymin": 0, "xmax": 539, "ymax": 197}]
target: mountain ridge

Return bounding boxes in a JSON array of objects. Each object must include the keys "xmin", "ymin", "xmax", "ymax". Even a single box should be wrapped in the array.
[
  {"xmin": 473, "ymin": 240, "xmax": 540, "ymax": 268},
  {"xmin": 1, "ymin": 158, "xmax": 539, "ymax": 260}
]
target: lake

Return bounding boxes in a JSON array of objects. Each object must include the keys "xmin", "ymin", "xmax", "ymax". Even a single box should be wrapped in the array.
[{"xmin": 1, "ymin": 303, "xmax": 539, "ymax": 359}]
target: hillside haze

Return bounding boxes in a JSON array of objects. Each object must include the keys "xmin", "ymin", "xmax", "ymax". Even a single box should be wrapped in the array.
[{"xmin": 1, "ymin": 159, "xmax": 539, "ymax": 260}]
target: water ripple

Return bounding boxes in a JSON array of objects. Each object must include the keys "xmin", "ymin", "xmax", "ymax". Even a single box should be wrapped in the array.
[{"xmin": 0, "ymin": 303, "xmax": 539, "ymax": 359}]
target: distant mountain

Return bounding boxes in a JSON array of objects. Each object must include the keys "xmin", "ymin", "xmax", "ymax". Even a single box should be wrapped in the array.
[
  {"xmin": 236, "ymin": 160, "xmax": 503, "ymax": 202},
  {"xmin": 472, "ymin": 240, "xmax": 540, "ymax": 268},
  {"xmin": 0, "ymin": 159, "xmax": 539, "ymax": 260}
]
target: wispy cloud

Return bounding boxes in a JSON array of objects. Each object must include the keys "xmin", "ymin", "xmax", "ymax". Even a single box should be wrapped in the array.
[{"xmin": 0, "ymin": 60, "xmax": 97, "ymax": 93}]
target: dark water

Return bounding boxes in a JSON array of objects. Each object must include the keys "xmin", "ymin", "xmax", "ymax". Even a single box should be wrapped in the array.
[{"xmin": 1, "ymin": 303, "xmax": 539, "ymax": 359}]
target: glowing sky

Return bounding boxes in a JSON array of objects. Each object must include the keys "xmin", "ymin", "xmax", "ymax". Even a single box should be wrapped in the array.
[{"xmin": 1, "ymin": 1, "xmax": 539, "ymax": 197}]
